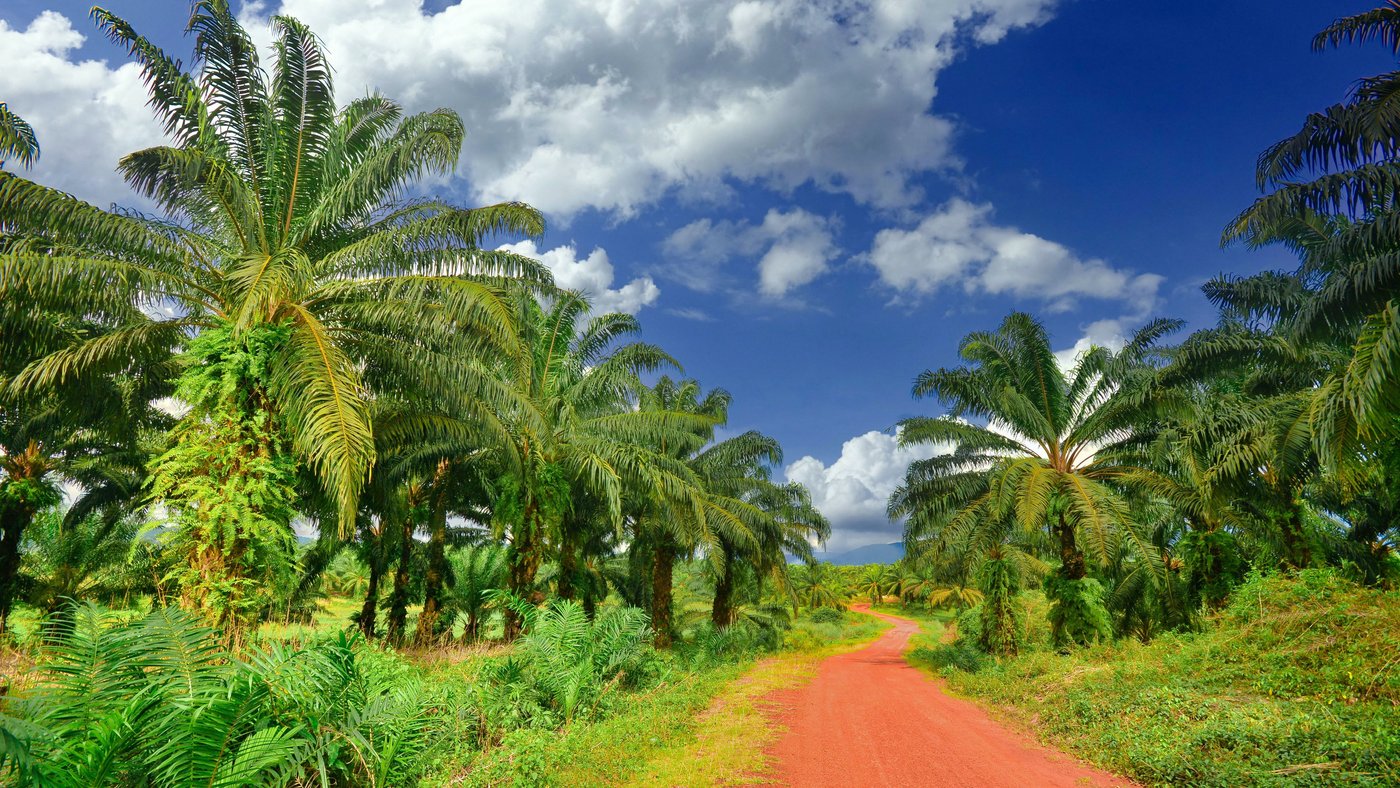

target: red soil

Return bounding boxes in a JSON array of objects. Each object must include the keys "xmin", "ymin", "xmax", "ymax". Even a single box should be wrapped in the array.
[{"xmin": 760, "ymin": 605, "xmax": 1135, "ymax": 787}]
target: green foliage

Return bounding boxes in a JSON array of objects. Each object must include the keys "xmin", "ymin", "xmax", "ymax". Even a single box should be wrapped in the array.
[
  {"xmin": 476, "ymin": 595, "xmax": 655, "ymax": 733},
  {"xmin": 976, "ymin": 555, "xmax": 1023, "ymax": 656},
  {"xmin": 21, "ymin": 508, "xmax": 146, "ymax": 614},
  {"xmin": 929, "ymin": 570, "xmax": 1400, "ymax": 786},
  {"xmin": 1179, "ymin": 529, "xmax": 1247, "ymax": 609},
  {"xmin": 809, "ymin": 606, "xmax": 843, "ymax": 624},
  {"xmin": 1045, "ymin": 576, "xmax": 1113, "ymax": 648},
  {"xmin": 0, "ymin": 478, "xmax": 59, "ymax": 512},
  {"xmin": 0, "ymin": 102, "xmax": 39, "ymax": 169},
  {"xmin": 446, "ymin": 544, "xmax": 508, "ymax": 640},
  {"xmin": 0, "ymin": 602, "xmax": 458, "ymax": 787},
  {"xmin": 148, "ymin": 323, "xmax": 299, "ymax": 635}
]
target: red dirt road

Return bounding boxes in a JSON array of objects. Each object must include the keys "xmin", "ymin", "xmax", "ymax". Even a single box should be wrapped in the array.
[{"xmin": 761, "ymin": 605, "xmax": 1134, "ymax": 787}]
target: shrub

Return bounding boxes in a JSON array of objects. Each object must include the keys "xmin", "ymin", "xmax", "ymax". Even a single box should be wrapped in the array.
[
  {"xmin": 0, "ymin": 603, "xmax": 457, "ymax": 787},
  {"xmin": 1045, "ymin": 576, "xmax": 1112, "ymax": 648},
  {"xmin": 810, "ymin": 607, "xmax": 844, "ymax": 624},
  {"xmin": 476, "ymin": 597, "xmax": 655, "ymax": 736}
]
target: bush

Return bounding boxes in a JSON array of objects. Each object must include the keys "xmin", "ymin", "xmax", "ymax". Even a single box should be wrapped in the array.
[
  {"xmin": 809, "ymin": 607, "xmax": 844, "ymax": 624},
  {"xmin": 0, "ymin": 603, "xmax": 458, "ymax": 787},
  {"xmin": 935, "ymin": 571, "xmax": 1400, "ymax": 785},
  {"xmin": 476, "ymin": 597, "xmax": 656, "ymax": 736},
  {"xmin": 1045, "ymin": 575, "xmax": 1112, "ymax": 648}
]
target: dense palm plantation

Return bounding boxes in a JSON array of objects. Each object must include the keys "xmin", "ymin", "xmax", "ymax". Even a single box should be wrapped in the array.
[{"xmin": 1, "ymin": 1, "xmax": 1398, "ymax": 785}]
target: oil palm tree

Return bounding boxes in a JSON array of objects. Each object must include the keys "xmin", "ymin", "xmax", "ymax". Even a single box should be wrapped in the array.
[
  {"xmin": 447, "ymin": 544, "xmax": 508, "ymax": 642},
  {"xmin": 0, "ymin": 1, "xmax": 546, "ymax": 633},
  {"xmin": 1224, "ymin": 4, "xmax": 1400, "ymax": 475},
  {"xmin": 708, "ymin": 472, "xmax": 828, "ymax": 629},
  {"xmin": 487, "ymin": 292, "xmax": 709, "ymax": 638},
  {"xmin": 788, "ymin": 562, "xmax": 845, "ymax": 611},
  {"xmin": 891, "ymin": 312, "xmax": 1178, "ymax": 645}
]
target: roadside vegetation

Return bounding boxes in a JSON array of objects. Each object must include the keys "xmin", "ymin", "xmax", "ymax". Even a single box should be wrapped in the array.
[
  {"xmin": 1, "ymin": 2, "xmax": 1399, "ymax": 787},
  {"xmin": 879, "ymin": 5, "xmax": 1400, "ymax": 785}
]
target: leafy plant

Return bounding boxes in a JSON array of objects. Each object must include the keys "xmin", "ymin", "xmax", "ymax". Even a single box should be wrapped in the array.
[
  {"xmin": 0, "ymin": 602, "xmax": 457, "ymax": 787},
  {"xmin": 476, "ymin": 595, "xmax": 654, "ymax": 734}
]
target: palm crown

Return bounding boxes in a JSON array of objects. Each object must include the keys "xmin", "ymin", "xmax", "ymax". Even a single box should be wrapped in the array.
[{"xmin": 1, "ymin": 1, "xmax": 547, "ymax": 524}]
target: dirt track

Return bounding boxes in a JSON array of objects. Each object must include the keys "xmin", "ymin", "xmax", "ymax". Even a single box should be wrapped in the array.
[{"xmin": 760, "ymin": 605, "xmax": 1135, "ymax": 787}]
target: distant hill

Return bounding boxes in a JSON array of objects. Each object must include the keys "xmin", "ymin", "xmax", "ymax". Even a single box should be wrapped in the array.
[{"xmin": 814, "ymin": 541, "xmax": 904, "ymax": 566}]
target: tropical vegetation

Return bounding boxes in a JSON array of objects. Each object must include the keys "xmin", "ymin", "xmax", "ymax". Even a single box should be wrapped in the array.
[{"xmin": 1, "ymin": 1, "xmax": 1398, "ymax": 786}]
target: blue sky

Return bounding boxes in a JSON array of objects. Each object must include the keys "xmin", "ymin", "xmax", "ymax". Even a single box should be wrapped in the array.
[{"xmin": 2, "ymin": 0, "xmax": 1390, "ymax": 550}]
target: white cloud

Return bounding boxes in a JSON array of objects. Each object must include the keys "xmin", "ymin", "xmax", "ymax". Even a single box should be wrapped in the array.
[
  {"xmin": 866, "ymin": 198, "xmax": 1163, "ymax": 312},
  {"xmin": 1052, "ymin": 317, "xmax": 1130, "ymax": 371},
  {"xmin": 667, "ymin": 307, "xmax": 714, "ymax": 322},
  {"xmin": 234, "ymin": 0, "xmax": 1057, "ymax": 218},
  {"xmin": 0, "ymin": 12, "xmax": 163, "ymax": 206},
  {"xmin": 662, "ymin": 208, "xmax": 838, "ymax": 297},
  {"xmin": 499, "ymin": 239, "xmax": 659, "ymax": 315},
  {"xmin": 784, "ymin": 429, "xmax": 948, "ymax": 554}
]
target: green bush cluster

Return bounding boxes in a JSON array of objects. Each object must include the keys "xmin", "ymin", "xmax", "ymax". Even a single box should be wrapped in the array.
[
  {"xmin": 913, "ymin": 570, "xmax": 1400, "ymax": 786},
  {"xmin": 0, "ymin": 603, "xmax": 460, "ymax": 787},
  {"xmin": 473, "ymin": 597, "xmax": 657, "ymax": 734}
]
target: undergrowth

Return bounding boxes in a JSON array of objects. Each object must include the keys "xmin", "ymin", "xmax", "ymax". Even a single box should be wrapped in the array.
[{"xmin": 909, "ymin": 569, "xmax": 1400, "ymax": 786}]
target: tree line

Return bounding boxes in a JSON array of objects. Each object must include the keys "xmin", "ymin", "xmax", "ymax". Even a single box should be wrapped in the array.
[{"xmin": 0, "ymin": 0, "xmax": 826, "ymax": 652}]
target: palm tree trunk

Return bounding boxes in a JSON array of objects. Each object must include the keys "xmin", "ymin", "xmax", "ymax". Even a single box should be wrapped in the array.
[
  {"xmin": 359, "ymin": 538, "xmax": 383, "ymax": 639},
  {"xmin": 504, "ymin": 503, "xmax": 543, "ymax": 641},
  {"xmin": 1279, "ymin": 508, "xmax": 1313, "ymax": 569},
  {"xmin": 1056, "ymin": 510, "xmax": 1086, "ymax": 580},
  {"xmin": 385, "ymin": 512, "xmax": 415, "ymax": 645},
  {"xmin": 462, "ymin": 609, "xmax": 480, "ymax": 643},
  {"xmin": 0, "ymin": 500, "xmax": 35, "ymax": 637},
  {"xmin": 651, "ymin": 536, "xmax": 676, "ymax": 648},
  {"xmin": 711, "ymin": 551, "xmax": 736, "ymax": 629},
  {"xmin": 557, "ymin": 533, "xmax": 578, "ymax": 601},
  {"xmin": 414, "ymin": 461, "xmax": 451, "ymax": 647}
]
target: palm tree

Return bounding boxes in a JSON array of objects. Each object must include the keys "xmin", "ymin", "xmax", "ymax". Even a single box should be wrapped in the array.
[
  {"xmin": 486, "ymin": 292, "xmax": 708, "ymax": 638},
  {"xmin": 891, "ymin": 312, "xmax": 1178, "ymax": 646},
  {"xmin": 0, "ymin": 103, "xmax": 39, "ymax": 169},
  {"xmin": 708, "ymin": 472, "xmax": 828, "ymax": 628},
  {"xmin": 856, "ymin": 565, "xmax": 889, "ymax": 606},
  {"xmin": 1224, "ymin": 4, "xmax": 1400, "ymax": 478},
  {"xmin": 633, "ymin": 377, "xmax": 767, "ymax": 646},
  {"xmin": 446, "ymin": 544, "xmax": 508, "ymax": 641},
  {"xmin": 788, "ymin": 562, "xmax": 845, "ymax": 611},
  {"xmin": 0, "ymin": 2, "xmax": 545, "ymax": 634}
]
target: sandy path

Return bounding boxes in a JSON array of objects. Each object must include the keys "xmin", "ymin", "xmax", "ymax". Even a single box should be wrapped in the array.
[{"xmin": 760, "ymin": 605, "xmax": 1135, "ymax": 787}]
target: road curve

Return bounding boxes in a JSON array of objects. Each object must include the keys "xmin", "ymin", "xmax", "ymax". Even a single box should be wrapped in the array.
[{"xmin": 761, "ymin": 604, "xmax": 1135, "ymax": 787}]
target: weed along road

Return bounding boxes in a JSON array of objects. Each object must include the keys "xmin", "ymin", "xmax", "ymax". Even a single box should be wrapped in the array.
[{"xmin": 761, "ymin": 605, "xmax": 1135, "ymax": 788}]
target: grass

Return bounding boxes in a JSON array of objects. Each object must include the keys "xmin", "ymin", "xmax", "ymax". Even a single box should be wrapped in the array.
[
  {"xmin": 908, "ymin": 570, "xmax": 1400, "ymax": 787},
  {"xmin": 621, "ymin": 608, "xmax": 891, "ymax": 787},
  {"xmin": 443, "ymin": 607, "xmax": 890, "ymax": 787}
]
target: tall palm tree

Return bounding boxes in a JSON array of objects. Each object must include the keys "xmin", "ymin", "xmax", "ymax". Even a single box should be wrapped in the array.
[
  {"xmin": 890, "ymin": 312, "xmax": 1178, "ymax": 645},
  {"xmin": 487, "ymin": 292, "xmax": 709, "ymax": 638},
  {"xmin": 707, "ymin": 466, "xmax": 828, "ymax": 629},
  {"xmin": 0, "ymin": 2, "xmax": 546, "ymax": 632},
  {"xmin": 632, "ymin": 377, "xmax": 730, "ymax": 646},
  {"xmin": 1225, "ymin": 3, "xmax": 1400, "ymax": 475}
]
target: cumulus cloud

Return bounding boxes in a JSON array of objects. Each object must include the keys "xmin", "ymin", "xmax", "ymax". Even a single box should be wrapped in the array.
[
  {"xmin": 498, "ymin": 239, "xmax": 659, "ymax": 315},
  {"xmin": 866, "ymin": 198, "xmax": 1163, "ymax": 313},
  {"xmin": 1, "ymin": 1, "xmax": 1059, "ymax": 214},
  {"xmin": 1052, "ymin": 317, "xmax": 1131, "ymax": 370},
  {"xmin": 0, "ymin": 12, "xmax": 164, "ymax": 206},
  {"xmin": 784, "ymin": 429, "xmax": 949, "ymax": 554},
  {"xmin": 662, "ymin": 208, "xmax": 838, "ymax": 297}
]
